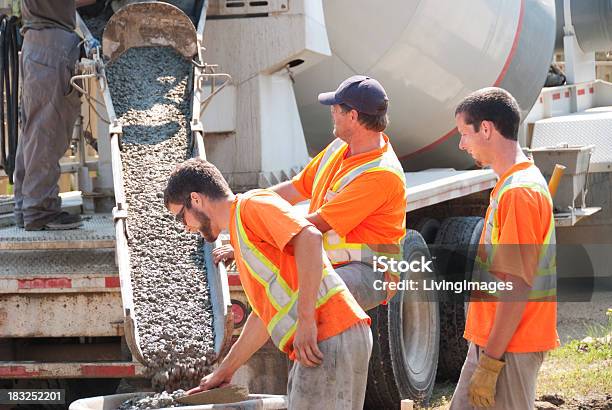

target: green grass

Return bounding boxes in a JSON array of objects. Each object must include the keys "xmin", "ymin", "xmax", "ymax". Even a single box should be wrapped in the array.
[
  {"xmin": 420, "ymin": 380, "xmax": 454, "ymax": 409},
  {"xmin": 537, "ymin": 311, "xmax": 612, "ymax": 400},
  {"xmin": 547, "ymin": 339, "xmax": 612, "ymax": 362},
  {"xmin": 421, "ymin": 309, "xmax": 612, "ymax": 409}
]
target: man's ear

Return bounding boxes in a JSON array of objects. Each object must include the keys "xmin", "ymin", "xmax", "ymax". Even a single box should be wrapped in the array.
[
  {"xmin": 190, "ymin": 191, "xmax": 199, "ymax": 204},
  {"xmin": 481, "ymin": 120, "xmax": 493, "ymax": 139}
]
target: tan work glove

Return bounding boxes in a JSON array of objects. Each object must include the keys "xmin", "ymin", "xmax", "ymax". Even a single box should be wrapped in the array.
[{"xmin": 468, "ymin": 353, "xmax": 505, "ymax": 408}]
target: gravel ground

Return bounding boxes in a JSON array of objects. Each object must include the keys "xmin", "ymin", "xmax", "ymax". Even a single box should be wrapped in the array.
[
  {"xmin": 107, "ymin": 46, "xmax": 214, "ymax": 392},
  {"xmin": 557, "ymin": 284, "xmax": 612, "ymax": 342}
]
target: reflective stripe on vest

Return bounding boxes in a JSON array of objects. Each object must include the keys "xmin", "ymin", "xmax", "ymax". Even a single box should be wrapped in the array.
[
  {"xmin": 234, "ymin": 194, "xmax": 347, "ymax": 351},
  {"xmin": 312, "ymin": 138, "xmax": 346, "ymax": 192},
  {"xmin": 313, "ymin": 138, "xmax": 406, "ymax": 265},
  {"xmin": 474, "ymin": 166, "xmax": 556, "ymax": 299}
]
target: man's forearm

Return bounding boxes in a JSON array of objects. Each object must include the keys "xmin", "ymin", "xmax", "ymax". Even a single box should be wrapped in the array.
[
  {"xmin": 484, "ymin": 272, "xmax": 531, "ymax": 359},
  {"xmin": 485, "ymin": 300, "xmax": 528, "ymax": 359},
  {"xmin": 293, "ymin": 227, "xmax": 323, "ymax": 318},
  {"xmin": 305, "ymin": 211, "xmax": 332, "ymax": 233},
  {"xmin": 485, "ymin": 273, "xmax": 531, "ymax": 359},
  {"xmin": 218, "ymin": 313, "xmax": 269, "ymax": 373},
  {"xmin": 270, "ymin": 181, "xmax": 306, "ymax": 205}
]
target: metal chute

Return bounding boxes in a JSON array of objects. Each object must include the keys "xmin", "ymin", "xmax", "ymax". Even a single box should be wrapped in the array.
[{"xmin": 102, "ymin": 1, "xmax": 197, "ymax": 63}]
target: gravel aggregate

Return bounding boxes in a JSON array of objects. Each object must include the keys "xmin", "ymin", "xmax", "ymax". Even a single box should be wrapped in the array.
[
  {"xmin": 118, "ymin": 390, "xmax": 186, "ymax": 410},
  {"xmin": 107, "ymin": 46, "xmax": 214, "ymax": 392},
  {"xmin": 82, "ymin": 8, "xmax": 113, "ymax": 39}
]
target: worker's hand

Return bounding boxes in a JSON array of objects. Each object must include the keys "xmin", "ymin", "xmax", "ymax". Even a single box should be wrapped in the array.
[
  {"xmin": 383, "ymin": 271, "xmax": 400, "ymax": 304},
  {"xmin": 293, "ymin": 316, "xmax": 323, "ymax": 367},
  {"xmin": 468, "ymin": 353, "xmax": 505, "ymax": 407},
  {"xmin": 187, "ymin": 367, "xmax": 233, "ymax": 395},
  {"xmin": 212, "ymin": 244, "xmax": 235, "ymax": 264}
]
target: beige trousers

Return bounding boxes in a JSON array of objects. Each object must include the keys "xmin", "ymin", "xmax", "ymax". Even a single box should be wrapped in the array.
[
  {"xmin": 449, "ymin": 343, "xmax": 545, "ymax": 410},
  {"xmin": 286, "ymin": 321, "xmax": 372, "ymax": 410}
]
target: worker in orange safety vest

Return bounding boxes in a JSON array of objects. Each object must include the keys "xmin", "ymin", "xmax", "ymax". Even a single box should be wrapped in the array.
[
  {"xmin": 449, "ymin": 87, "xmax": 558, "ymax": 409},
  {"xmin": 164, "ymin": 158, "xmax": 372, "ymax": 410}
]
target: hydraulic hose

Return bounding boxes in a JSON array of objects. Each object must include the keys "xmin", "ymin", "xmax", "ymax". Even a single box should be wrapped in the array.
[{"xmin": 0, "ymin": 15, "xmax": 19, "ymax": 184}]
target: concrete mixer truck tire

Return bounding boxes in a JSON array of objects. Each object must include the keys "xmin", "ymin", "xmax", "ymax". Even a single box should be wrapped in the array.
[
  {"xmin": 365, "ymin": 230, "xmax": 440, "ymax": 407},
  {"xmin": 433, "ymin": 216, "xmax": 484, "ymax": 381},
  {"xmin": 407, "ymin": 217, "xmax": 440, "ymax": 245}
]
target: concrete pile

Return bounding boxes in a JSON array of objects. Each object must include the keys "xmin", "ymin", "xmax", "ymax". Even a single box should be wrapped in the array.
[
  {"xmin": 117, "ymin": 390, "xmax": 186, "ymax": 410},
  {"xmin": 107, "ymin": 46, "xmax": 215, "ymax": 392}
]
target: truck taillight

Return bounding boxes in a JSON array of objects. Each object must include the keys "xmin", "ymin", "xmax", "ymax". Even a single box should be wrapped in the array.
[{"xmin": 231, "ymin": 299, "xmax": 248, "ymax": 329}]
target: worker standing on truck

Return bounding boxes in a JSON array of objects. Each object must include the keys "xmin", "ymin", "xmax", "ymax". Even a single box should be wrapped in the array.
[
  {"xmin": 213, "ymin": 75, "xmax": 407, "ymax": 310},
  {"xmin": 13, "ymin": 0, "xmax": 95, "ymax": 230},
  {"xmin": 164, "ymin": 158, "xmax": 372, "ymax": 410},
  {"xmin": 450, "ymin": 87, "xmax": 558, "ymax": 409}
]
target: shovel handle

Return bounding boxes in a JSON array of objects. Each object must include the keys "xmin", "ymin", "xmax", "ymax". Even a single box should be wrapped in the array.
[{"xmin": 548, "ymin": 164, "xmax": 566, "ymax": 199}]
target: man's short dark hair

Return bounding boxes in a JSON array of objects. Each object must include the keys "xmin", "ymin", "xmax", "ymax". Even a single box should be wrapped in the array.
[
  {"xmin": 164, "ymin": 158, "xmax": 231, "ymax": 207},
  {"xmin": 340, "ymin": 103, "xmax": 388, "ymax": 132},
  {"xmin": 455, "ymin": 87, "xmax": 521, "ymax": 141}
]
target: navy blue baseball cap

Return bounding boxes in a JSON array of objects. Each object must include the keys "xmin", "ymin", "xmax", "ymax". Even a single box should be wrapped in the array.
[{"xmin": 318, "ymin": 75, "xmax": 388, "ymax": 115}]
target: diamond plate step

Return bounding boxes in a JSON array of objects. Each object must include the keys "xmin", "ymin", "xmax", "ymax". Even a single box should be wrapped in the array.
[
  {"xmin": 532, "ymin": 106, "xmax": 612, "ymax": 172},
  {"xmin": 0, "ymin": 214, "xmax": 115, "ymax": 250},
  {"xmin": 0, "ymin": 248, "xmax": 117, "ymax": 276},
  {"xmin": 0, "ymin": 249, "xmax": 119, "ymax": 294}
]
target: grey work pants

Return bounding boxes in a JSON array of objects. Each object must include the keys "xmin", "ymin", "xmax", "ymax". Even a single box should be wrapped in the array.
[
  {"xmin": 335, "ymin": 262, "xmax": 386, "ymax": 311},
  {"xmin": 287, "ymin": 321, "xmax": 372, "ymax": 410},
  {"xmin": 13, "ymin": 28, "xmax": 81, "ymax": 226},
  {"xmin": 449, "ymin": 343, "xmax": 546, "ymax": 410}
]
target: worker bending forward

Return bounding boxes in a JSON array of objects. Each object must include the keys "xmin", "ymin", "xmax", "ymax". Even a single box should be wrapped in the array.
[
  {"xmin": 450, "ymin": 88, "xmax": 558, "ymax": 409},
  {"xmin": 164, "ymin": 158, "xmax": 372, "ymax": 410}
]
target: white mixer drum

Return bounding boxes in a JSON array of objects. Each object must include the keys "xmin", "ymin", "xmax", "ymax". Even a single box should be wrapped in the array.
[{"xmin": 294, "ymin": 0, "xmax": 556, "ymax": 170}]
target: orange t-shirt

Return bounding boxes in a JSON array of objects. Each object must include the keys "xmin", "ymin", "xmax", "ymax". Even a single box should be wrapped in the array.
[
  {"xmin": 229, "ymin": 190, "xmax": 369, "ymax": 358},
  {"xmin": 292, "ymin": 134, "xmax": 406, "ymax": 244},
  {"xmin": 464, "ymin": 162, "xmax": 559, "ymax": 352}
]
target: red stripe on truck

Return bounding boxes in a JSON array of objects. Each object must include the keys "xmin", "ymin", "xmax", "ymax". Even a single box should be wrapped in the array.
[
  {"xmin": 81, "ymin": 364, "xmax": 135, "ymax": 377},
  {"xmin": 105, "ymin": 277, "xmax": 120, "ymax": 288},
  {"xmin": 228, "ymin": 275, "xmax": 241, "ymax": 286},
  {"xmin": 492, "ymin": 0, "xmax": 525, "ymax": 87},
  {"xmin": 18, "ymin": 278, "xmax": 72, "ymax": 289},
  {"xmin": 0, "ymin": 366, "xmax": 40, "ymax": 377}
]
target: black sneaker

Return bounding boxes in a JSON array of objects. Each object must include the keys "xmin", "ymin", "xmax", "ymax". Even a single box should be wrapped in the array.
[{"xmin": 25, "ymin": 212, "xmax": 83, "ymax": 231}]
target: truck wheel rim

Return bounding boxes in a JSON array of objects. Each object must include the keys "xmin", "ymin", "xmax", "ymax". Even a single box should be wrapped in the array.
[{"xmin": 400, "ymin": 250, "xmax": 435, "ymax": 384}]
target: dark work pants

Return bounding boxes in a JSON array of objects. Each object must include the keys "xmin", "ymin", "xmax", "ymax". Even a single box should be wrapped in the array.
[{"xmin": 13, "ymin": 28, "xmax": 81, "ymax": 226}]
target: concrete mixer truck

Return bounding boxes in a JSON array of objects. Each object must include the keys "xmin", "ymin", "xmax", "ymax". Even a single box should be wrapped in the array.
[{"xmin": 2, "ymin": 0, "xmax": 612, "ymax": 407}]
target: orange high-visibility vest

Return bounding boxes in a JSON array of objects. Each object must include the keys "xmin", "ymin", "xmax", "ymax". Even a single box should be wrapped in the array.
[
  {"xmin": 313, "ymin": 138, "xmax": 406, "ymax": 266},
  {"xmin": 230, "ymin": 190, "xmax": 367, "ymax": 355},
  {"xmin": 465, "ymin": 162, "xmax": 559, "ymax": 352}
]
